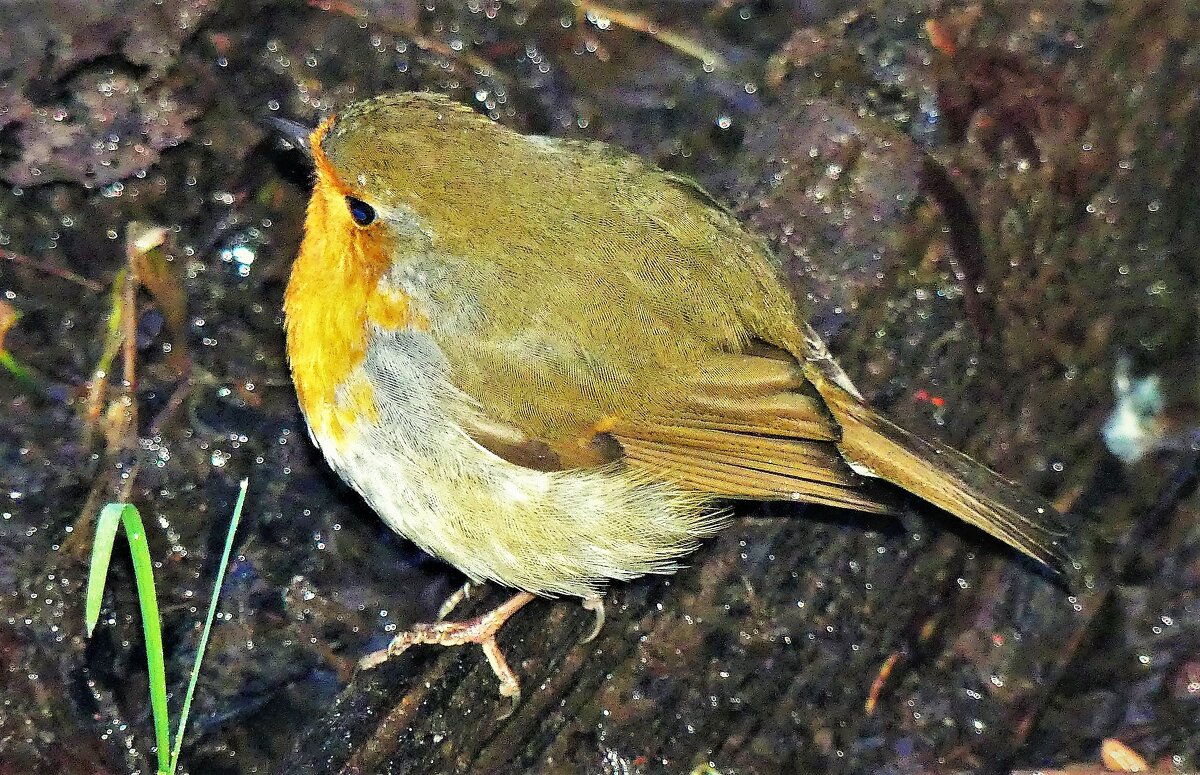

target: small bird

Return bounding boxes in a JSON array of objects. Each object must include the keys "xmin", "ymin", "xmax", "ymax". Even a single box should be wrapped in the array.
[{"xmin": 278, "ymin": 91, "xmax": 1069, "ymax": 707}]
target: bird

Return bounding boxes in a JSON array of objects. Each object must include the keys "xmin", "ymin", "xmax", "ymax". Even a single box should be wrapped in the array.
[{"xmin": 276, "ymin": 91, "xmax": 1070, "ymax": 708}]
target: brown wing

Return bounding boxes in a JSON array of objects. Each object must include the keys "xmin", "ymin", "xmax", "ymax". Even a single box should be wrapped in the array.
[
  {"xmin": 610, "ymin": 349, "xmax": 901, "ymax": 514},
  {"xmin": 457, "ymin": 344, "xmax": 902, "ymax": 516}
]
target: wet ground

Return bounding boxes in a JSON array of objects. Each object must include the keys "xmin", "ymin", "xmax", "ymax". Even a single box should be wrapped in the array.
[{"xmin": 0, "ymin": 0, "xmax": 1197, "ymax": 773}]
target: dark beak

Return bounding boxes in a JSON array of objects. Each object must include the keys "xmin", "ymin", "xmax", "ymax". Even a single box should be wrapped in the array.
[{"xmin": 262, "ymin": 116, "xmax": 314, "ymax": 157}]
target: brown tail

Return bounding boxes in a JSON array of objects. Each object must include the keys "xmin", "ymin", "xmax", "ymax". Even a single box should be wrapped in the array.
[{"xmin": 805, "ymin": 361, "xmax": 1071, "ymax": 578}]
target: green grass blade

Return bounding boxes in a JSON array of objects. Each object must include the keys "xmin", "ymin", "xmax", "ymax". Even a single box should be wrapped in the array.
[
  {"xmin": 84, "ymin": 503, "xmax": 123, "ymax": 636},
  {"xmin": 168, "ymin": 479, "xmax": 249, "ymax": 775},
  {"xmin": 118, "ymin": 504, "xmax": 171, "ymax": 775},
  {"xmin": 0, "ymin": 350, "xmax": 42, "ymax": 395}
]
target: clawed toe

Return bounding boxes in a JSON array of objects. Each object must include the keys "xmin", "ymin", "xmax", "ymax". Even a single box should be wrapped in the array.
[{"xmin": 580, "ymin": 595, "xmax": 606, "ymax": 643}]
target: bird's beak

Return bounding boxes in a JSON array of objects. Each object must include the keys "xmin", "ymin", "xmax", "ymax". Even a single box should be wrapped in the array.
[{"xmin": 263, "ymin": 116, "xmax": 315, "ymax": 158}]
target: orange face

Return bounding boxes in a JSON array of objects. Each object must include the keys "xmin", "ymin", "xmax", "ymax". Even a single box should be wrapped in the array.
[{"xmin": 283, "ymin": 116, "xmax": 417, "ymax": 444}]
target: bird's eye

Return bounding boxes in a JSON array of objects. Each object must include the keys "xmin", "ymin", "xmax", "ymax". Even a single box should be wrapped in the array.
[{"xmin": 346, "ymin": 196, "xmax": 376, "ymax": 227}]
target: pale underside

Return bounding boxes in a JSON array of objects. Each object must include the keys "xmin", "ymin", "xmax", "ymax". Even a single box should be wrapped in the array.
[{"xmin": 313, "ymin": 326, "xmax": 718, "ymax": 597}]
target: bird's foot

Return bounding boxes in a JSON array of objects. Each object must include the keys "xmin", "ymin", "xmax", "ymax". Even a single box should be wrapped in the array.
[{"xmin": 358, "ymin": 590, "xmax": 536, "ymax": 717}]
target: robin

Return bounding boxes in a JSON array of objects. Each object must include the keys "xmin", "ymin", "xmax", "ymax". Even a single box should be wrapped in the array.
[{"xmin": 275, "ymin": 92, "xmax": 1069, "ymax": 709}]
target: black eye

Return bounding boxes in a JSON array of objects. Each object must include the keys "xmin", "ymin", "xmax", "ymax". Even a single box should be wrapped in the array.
[{"xmin": 346, "ymin": 196, "xmax": 376, "ymax": 227}]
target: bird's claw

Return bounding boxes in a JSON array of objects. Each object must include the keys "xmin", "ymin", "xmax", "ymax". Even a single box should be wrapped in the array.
[{"xmin": 580, "ymin": 595, "xmax": 606, "ymax": 643}]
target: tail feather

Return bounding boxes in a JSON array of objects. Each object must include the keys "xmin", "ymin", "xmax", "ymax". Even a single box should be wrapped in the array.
[{"xmin": 805, "ymin": 361, "xmax": 1071, "ymax": 578}]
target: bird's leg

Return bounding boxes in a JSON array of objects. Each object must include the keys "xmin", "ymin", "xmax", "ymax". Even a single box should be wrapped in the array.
[
  {"xmin": 359, "ymin": 590, "xmax": 536, "ymax": 713},
  {"xmin": 581, "ymin": 594, "xmax": 606, "ymax": 643}
]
